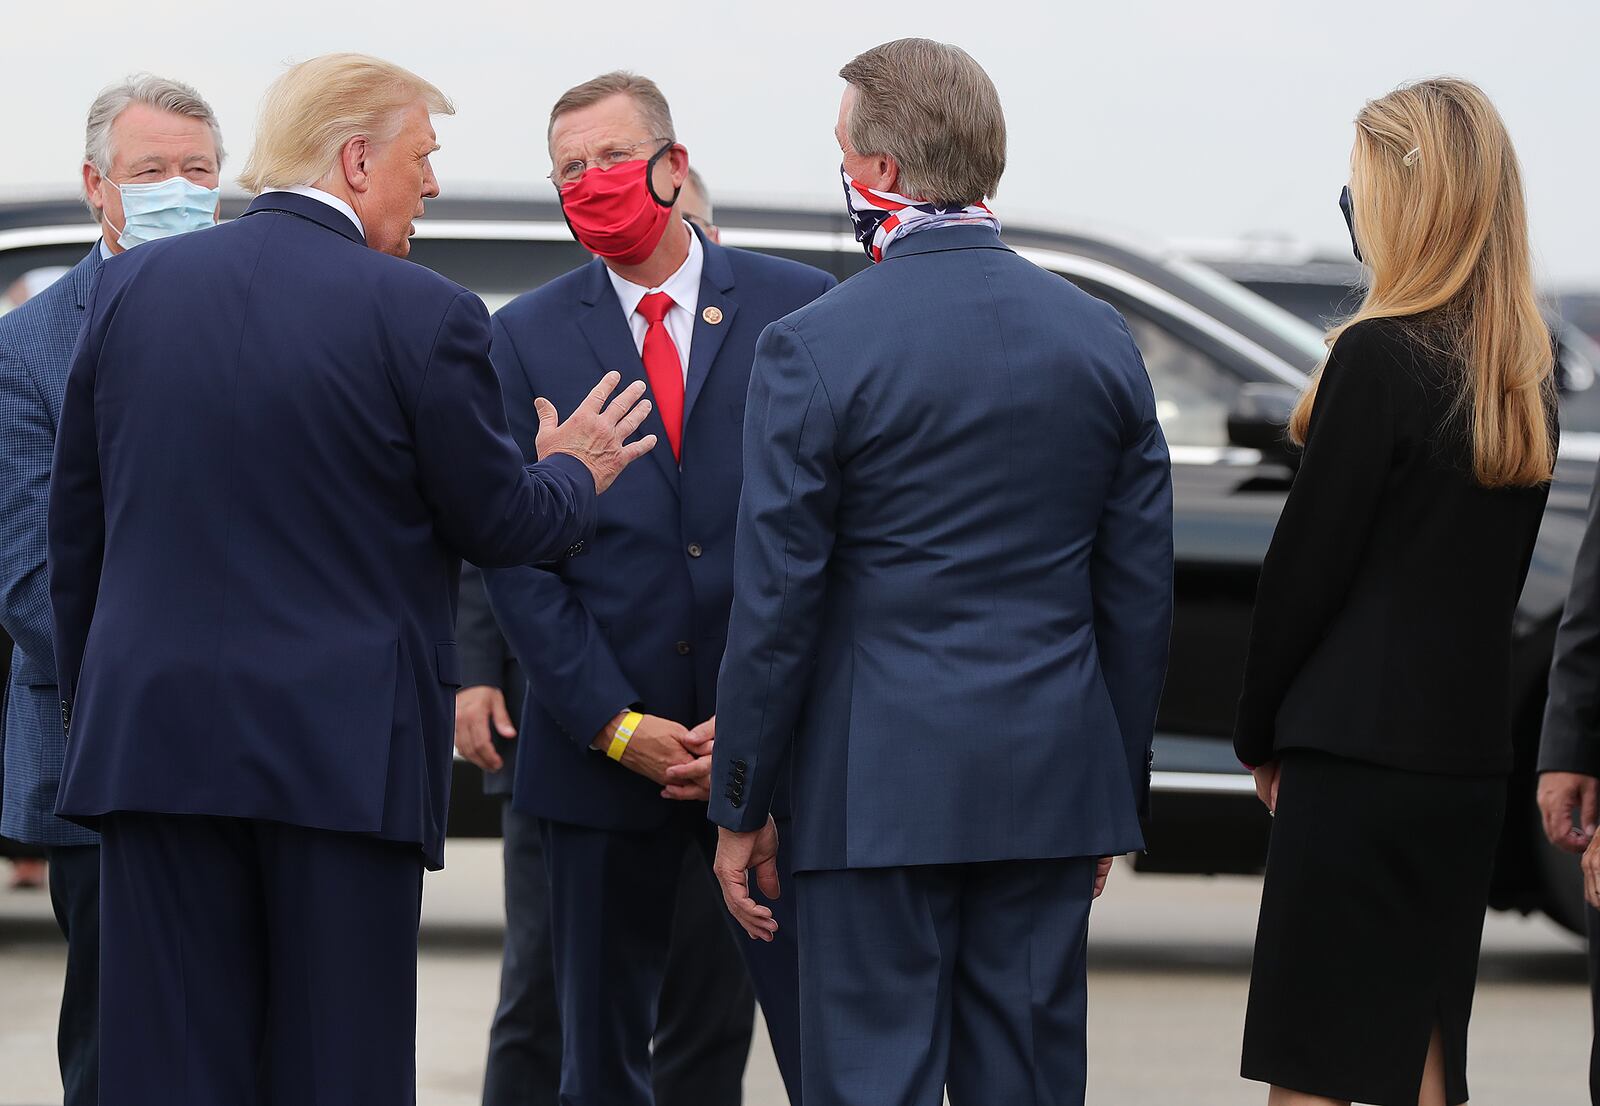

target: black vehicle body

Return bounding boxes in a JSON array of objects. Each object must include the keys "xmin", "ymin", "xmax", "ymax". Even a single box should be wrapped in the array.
[{"xmin": 1, "ymin": 195, "xmax": 1586, "ymax": 927}]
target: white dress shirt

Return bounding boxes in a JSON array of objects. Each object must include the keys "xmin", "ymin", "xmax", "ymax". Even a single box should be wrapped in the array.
[
  {"xmin": 606, "ymin": 229, "xmax": 703, "ymax": 381},
  {"xmin": 263, "ymin": 185, "xmax": 366, "ymax": 240}
]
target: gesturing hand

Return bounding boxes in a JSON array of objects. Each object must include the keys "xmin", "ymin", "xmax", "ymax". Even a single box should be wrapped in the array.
[
  {"xmin": 662, "ymin": 716, "xmax": 715, "ymax": 802},
  {"xmin": 455, "ymin": 686, "xmax": 516, "ymax": 773},
  {"xmin": 714, "ymin": 820, "xmax": 782, "ymax": 942},
  {"xmin": 535, "ymin": 371, "xmax": 657, "ymax": 494},
  {"xmin": 591, "ymin": 712, "xmax": 693, "ymax": 786},
  {"xmin": 1538, "ymin": 771, "xmax": 1599, "ymax": 855}
]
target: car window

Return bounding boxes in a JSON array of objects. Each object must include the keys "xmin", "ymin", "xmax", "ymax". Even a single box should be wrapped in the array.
[{"xmin": 1118, "ymin": 311, "xmax": 1242, "ymax": 447}]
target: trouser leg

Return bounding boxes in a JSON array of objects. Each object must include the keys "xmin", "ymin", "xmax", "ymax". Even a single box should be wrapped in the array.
[
  {"xmin": 98, "ymin": 814, "xmax": 267, "ymax": 1106},
  {"xmin": 794, "ymin": 864, "xmax": 958, "ymax": 1106},
  {"xmin": 541, "ymin": 817, "xmax": 686, "ymax": 1106},
  {"xmin": 1587, "ymin": 904, "xmax": 1600, "ymax": 1105},
  {"xmin": 728, "ymin": 816, "xmax": 802, "ymax": 1104},
  {"xmin": 255, "ymin": 821, "xmax": 425, "ymax": 1106},
  {"xmin": 652, "ymin": 826, "xmax": 754, "ymax": 1106},
  {"xmin": 944, "ymin": 857, "xmax": 1095, "ymax": 1106},
  {"xmin": 46, "ymin": 842, "xmax": 100, "ymax": 1106},
  {"xmin": 483, "ymin": 800, "xmax": 562, "ymax": 1106}
]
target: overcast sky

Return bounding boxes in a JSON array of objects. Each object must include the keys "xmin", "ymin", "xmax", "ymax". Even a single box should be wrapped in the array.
[{"xmin": 5, "ymin": 0, "xmax": 1596, "ymax": 286}]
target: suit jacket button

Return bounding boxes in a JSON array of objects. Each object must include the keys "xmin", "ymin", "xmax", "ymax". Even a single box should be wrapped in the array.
[
  {"xmin": 675, "ymin": 641, "xmax": 691, "ymax": 656},
  {"xmin": 687, "ymin": 543, "xmax": 703, "ymax": 559}
]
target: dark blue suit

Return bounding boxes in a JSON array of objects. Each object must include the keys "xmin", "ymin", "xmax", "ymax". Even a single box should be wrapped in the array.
[
  {"xmin": 48, "ymin": 192, "xmax": 598, "ymax": 1105},
  {"xmin": 0, "ymin": 246, "xmax": 104, "ymax": 1106},
  {"xmin": 483, "ymin": 227, "xmax": 833, "ymax": 1105},
  {"xmin": 459, "ymin": 562, "xmax": 775, "ymax": 1106},
  {"xmin": 708, "ymin": 225, "xmax": 1173, "ymax": 1106}
]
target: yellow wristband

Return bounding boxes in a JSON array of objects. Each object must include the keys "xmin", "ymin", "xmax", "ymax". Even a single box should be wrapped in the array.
[{"xmin": 607, "ymin": 712, "xmax": 643, "ymax": 761}]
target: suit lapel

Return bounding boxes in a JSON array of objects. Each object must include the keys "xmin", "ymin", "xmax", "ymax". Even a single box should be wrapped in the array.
[
  {"xmin": 682, "ymin": 233, "xmax": 739, "ymax": 435},
  {"xmin": 576, "ymin": 260, "xmax": 680, "ymax": 498}
]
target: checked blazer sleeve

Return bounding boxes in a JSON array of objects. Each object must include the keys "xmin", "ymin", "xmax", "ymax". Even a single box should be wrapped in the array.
[{"xmin": 0, "ymin": 345, "xmax": 56, "ymax": 675}]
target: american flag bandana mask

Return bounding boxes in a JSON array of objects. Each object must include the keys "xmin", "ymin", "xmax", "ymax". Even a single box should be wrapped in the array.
[{"xmin": 841, "ymin": 168, "xmax": 1002, "ymax": 263}]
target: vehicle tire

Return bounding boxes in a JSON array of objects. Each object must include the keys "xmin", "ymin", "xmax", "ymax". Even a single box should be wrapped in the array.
[{"xmin": 1534, "ymin": 802, "xmax": 1589, "ymax": 935}]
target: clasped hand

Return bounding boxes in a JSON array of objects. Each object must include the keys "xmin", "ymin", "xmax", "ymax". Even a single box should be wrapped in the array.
[{"xmin": 592, "ymin": 712, "xmax": 716, "ymax": 802}]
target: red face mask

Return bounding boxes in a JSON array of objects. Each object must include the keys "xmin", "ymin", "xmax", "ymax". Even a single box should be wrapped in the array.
[{"xmin": 558, "ymin": 142, "xmax": 681, "ymax": 266}]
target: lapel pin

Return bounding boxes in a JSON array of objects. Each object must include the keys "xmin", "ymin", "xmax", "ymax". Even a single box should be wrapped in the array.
[{"xmin": 702, "ymin": 306, "xmax": 723, "ymax": 325}]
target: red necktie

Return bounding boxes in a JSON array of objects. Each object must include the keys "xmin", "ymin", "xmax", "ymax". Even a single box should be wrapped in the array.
[{"xmin": 636, "ymin": 292, "xmax": 684, "ymax": 461}]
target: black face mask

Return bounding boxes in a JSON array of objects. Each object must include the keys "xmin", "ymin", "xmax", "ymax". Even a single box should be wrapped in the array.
[{"xmin": 1339, "ymin": 185, "xmax": 1363, "ymax": 264}]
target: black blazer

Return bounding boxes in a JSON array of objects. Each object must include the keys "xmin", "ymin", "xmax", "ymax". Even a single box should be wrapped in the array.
[{"xmin": 1235, "ymin": 317, "xmax": 1553, "ymax": 775}]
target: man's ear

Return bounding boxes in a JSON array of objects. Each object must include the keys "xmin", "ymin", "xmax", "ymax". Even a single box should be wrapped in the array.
[
  {"xmin": 878, "ymin": 155, "xmax": 901, "ymax": 195},
  {"xmin": 340, "ymin": 135, "xmax": 372, "ymax": 194},
  {"xmin": 669, "ymin": 145, "xmax": 690, "ymax": 192},
  {"xmin": 82, "ymin": 162, "xmax": 105, "ymax": 216}
]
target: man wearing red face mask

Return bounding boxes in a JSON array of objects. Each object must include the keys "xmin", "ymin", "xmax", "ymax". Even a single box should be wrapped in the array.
[{"xmin": 480, "ymin": 72, "xmax": 835, "ymax": 1106}]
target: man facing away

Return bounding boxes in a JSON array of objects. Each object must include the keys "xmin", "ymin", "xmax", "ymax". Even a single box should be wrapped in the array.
[
  {"xmin": 481, "ymin": 71, "xmax": 834, "ymax": 1106},
  {"xmin": 710, "ymin": 38, "xmax": 1174, "ymax": 1106},
  {"xmin": 0, "ymin": 73, "xmax": 224, "ymax": 1106},
  {"xmin": 457, "ymin": 167, "xmax": 779, "ymax": 1106},
  {"xmin": 47, "ymin": 53, "xmax": 653, "ymax": 1106}
]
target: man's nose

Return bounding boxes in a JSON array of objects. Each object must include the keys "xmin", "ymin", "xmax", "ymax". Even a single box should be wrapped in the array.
[{"xmin": 423, "ymin": 167, "xmax": 441, "ymax": 200}]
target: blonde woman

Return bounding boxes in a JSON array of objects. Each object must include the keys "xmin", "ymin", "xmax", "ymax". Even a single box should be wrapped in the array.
[{"xmin": 1234, "ymin": 78, "xmax": 1556, "ymax": 1106}]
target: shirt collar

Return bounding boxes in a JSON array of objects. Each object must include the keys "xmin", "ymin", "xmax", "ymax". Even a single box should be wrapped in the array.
[
  {"xmin": 270, "ymin": 185, "xmax": 366, "ymax": 239},
  {"xmin": 607, "ymin": 223, "xmax": 703, "ymax": 319},
  {"xmin": 98, "ymin": 238, "xmax": 113, "ymax": 261}
]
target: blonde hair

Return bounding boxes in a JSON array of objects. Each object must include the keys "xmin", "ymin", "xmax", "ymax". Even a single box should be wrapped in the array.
[
  {"xmin": 239, "ymin": 53, "xmax": 453, "ymax": 194},
  {"xmin": 839, "ymin": 38, "xmax": 1006, "ymax": 207},
  {"xmin": 1290, "ymin": 78, "xmax": 1553, "ymax": 489}
]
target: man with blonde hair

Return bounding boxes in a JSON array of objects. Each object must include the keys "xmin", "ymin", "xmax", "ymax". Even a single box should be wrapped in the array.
[
  {"xmin": 710, "ymin": 39, "xmax": 1173, "ymax": 1104},
  {"xmin": 48, "ymin": 53, "xmax": 654, "ymax": 1104}
]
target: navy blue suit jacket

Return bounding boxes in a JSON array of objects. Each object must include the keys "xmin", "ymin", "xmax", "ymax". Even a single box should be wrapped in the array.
[
  {"xmin": 0, "ymin": 247, "xmax": 102, "ymax": 846},
  {"xmin": 483, "ymin": 227, "xmax": 834, "ymax": 832},
  {"xmin": 708, "ymin": 225, "xmax": 1174, "ymax": 871},
  {"xmin": 48, "ymin": 192, "xmax": 597, "ymax": 868}
]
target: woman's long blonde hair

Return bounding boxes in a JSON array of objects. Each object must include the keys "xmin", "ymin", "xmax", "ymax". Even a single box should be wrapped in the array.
[{"xmin": 1288, "ymin": 78, "xmax": 1554, "ymax": 488}]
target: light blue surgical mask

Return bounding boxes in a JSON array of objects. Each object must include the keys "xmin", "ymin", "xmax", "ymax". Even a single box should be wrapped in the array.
[{"xmin": 107, "ymin": 176, "xmax": 220, "ymax": 250}]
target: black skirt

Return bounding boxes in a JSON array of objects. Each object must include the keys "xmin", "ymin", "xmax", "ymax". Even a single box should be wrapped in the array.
[{"xmin": 1241, "ymin": 749, "xmax": 1506, "ymax": 1106}]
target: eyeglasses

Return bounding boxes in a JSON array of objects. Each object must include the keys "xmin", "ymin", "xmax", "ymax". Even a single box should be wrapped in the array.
[{"xmin": 550, "ymin": 138, "xmax": 672, "ymax": 187}]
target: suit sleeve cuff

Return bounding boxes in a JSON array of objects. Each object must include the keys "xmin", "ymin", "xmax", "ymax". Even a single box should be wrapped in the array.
[
  {"xmin": 562, "ymin": 695, "xmax": 640, "ymax": 754},
  {"xmin": 1537, "ymin": 732, "xmax": 1600, "ymax": 779}
]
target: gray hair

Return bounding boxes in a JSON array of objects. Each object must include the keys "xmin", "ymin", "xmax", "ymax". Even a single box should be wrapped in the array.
[
  {"xmin": 83, "ymin": 74, "xmax": 224, "ymax": 213},
  {"xmin": 839, "ymin": 39, "xmax": 1006, "ymax": 207},
  {"xmin": 85, "ymin": 74, "xmax": 225, "ymax": 172}
]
